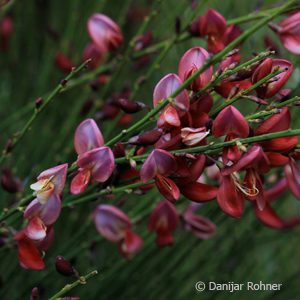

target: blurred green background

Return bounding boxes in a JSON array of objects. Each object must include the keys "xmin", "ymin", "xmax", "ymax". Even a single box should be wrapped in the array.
[{"xmin": 0, "ymin": 0, "xmax": 300, "ymax": 299}]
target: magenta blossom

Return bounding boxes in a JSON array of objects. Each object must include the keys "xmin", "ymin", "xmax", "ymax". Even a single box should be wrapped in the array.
[
  {"xmin": 71, "ymin": 119, "xmax": 115, "ymax": 194},
  {"xmin": 30, "ymin": 164, "xmax": 68, "ymax": 204},
  {"xmin": 87, "ymin": 14, "xmax": 123, "ymax": 53},
  {"xmin": 93, "ymin": 205, "xmax": 143, "ymax": 259},
  {"xmin": 178, "ymin": 47, "xmax": 213, "ymax": 91}
]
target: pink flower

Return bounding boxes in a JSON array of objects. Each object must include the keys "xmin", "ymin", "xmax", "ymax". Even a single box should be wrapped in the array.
[
  {"xmin": 30, "ymin": 164, "xmax": 68, "ymax": 204},
  {"xmin": 148, "ymin": 201, "xmax": 179, "ymax": 247},
  {"xmin": 182, "ymin": 203, "xmax": 217, "ymax": 239},
  {"xmin": 181, "ymin": 127, "xmax": 209, "ymax": 146},
  {"xmin": 87, "ymin": 14, "xmax": 123, "ymax": 53},
  {"xmin": 93, "ymin": 205, "xmax": 143, "ymax": 258},
  {"xmin": 178, "ymin": 47, "xmax": 213, "ymax": 91},
  {"xmin": 153, "ymin": 74, "xmax": 189, "ymax": 129},
  {"xmin": 71, "ymin": 119, "xmax": 115, "ymax": 194},
  {"xmin": 140, "ymin": 149, "xmax": 177, "ymax": 183}
]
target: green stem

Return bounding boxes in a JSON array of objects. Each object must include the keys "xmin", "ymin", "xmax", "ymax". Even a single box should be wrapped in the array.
[
  {"xmin": 115, "ymin": 129, "xmax": 300, "ymax": 164},
  {"xmin": 246, "ymin": 96, "xmax": 300, "ymax": 120},
  {"xmin": 209, "ymin": 68, "xmax": 285, "ymax": 117},
  {"xmin": 62, "ymin": 180, "xmax": 155, "ymax": 207},
  {"xmin": 0, "ymin": 59, "xmax": 91, "ymax": 165},
  {"xmin": 0, "ymin": 194, "xmax": 33, "ymax": 223},
  {"xmin": 48, "ymin": 270, "xmax": 98, "ymax": 300}
]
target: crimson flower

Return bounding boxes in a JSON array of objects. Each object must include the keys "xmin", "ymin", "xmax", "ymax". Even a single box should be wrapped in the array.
[
  {"xmin": 212, "ymin": 105, "xmax": 249, "ymax": 164},
  {"xmin": 252, "ymin": 58, "xmax": 293, "ymax": 99},
  {"xmin": 140, "ymin": 149, "xmax": 179, "ymax": 202},
  {"xmin": 254, "ymin": 107, "xmax": 298, "ymax": 153},
  {"xmin": 148, "ymin": 201, "xmax": 179, "ymax": 247}
]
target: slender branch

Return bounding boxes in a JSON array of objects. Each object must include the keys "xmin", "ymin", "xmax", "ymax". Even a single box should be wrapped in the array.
[
  {"xmin": 115, "ymin": 129, "xmax": 300, "ymax": 164},
  {"xmin": 62, "ymin": 180, "xmax": 155, "ymax": 207},
  {"xmin": 0, "ymin": 194, "xmax": 34, "ymax": 223},
  {"xmin": 209, "ymin": 68, "xmax": 285, "ymax": 117},
  {"xmin": 0, "ymin": 59, "xmax": 91, "ymax": 165},
  {"xmin": 246, "ymin": 96, "xmax": 300, "ymax": 120},
  {"xmin": 48, "ymin": 270, "xmax": 98, "ymax": 300}
]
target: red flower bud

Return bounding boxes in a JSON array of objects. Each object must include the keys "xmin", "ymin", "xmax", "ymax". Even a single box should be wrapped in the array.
[
  {"xmin": 117, "ymin": 98, "xmax": 146, "ymax": 114},
  {"xmin": 55, "ymin": 256, "xmax": 78, "ymax": 277},
  {"xmin": 54, "ymin": 52, "xmax": 74, "ymax": 73},
  {"xmin": 128, "ymin": 129, "xmax": 163, "ymax": 145}
]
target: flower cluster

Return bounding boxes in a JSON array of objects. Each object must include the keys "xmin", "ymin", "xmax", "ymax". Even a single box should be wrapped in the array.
[
  {"xmin": 9, "ymin": 6, "xmax": 300, "ymax": 272},
  {"xmin": 14, "ymin": 164, "xmax": 68, "ymax": 270}
]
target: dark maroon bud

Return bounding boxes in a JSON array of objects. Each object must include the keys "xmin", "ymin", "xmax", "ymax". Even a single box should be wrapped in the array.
[
  {"xmin": 5, "ymin": 139, "xmax": 12, "ymax": 153},
  {"xmin": 244, "ymin": 95, "xmax": 268, "ymax": 105},
  {"xmin": 205, "ymin": 118, "xmax": 213, "ymax": 131},
  {"xmin": 80, "ymin": 99, "xmax": 95, "ymax": 115},
  {"xmin": 60, "ymin": 79, "xmax": 68, "ymax": 87},
  {"xmin": 35, "ymin": 97, "xmax": 43, "ymax": 109},
  {"xmin": 205, "ymin": 156, "xmax": 216, "ymax": 167},
  {"xmin": 175, "ymin": 16, "xmax": 181, "ymax": 35},
  {"xmin": 274, "ymin": 89, "xmax": 291, "ymax": 102},
  {"xmin": 30, "ymin": 287, "xmax": 38, "ymax": 300},
  {"xmin": 1, "ymin": 168, "xmax": 20, "ymax": 193},
  {"xmin": 227, "ymin": 84, "xmax": 240, "ymax": 99},
  {"xmin": 248, "ymin": 125, "xmax": 254, "ymax": 137},
  {"xmin": 113, "ymin": 142, "xmax": 126, "ymax": 158},
  {"xmin": 117, "ymin": 98, "xmax": 146, "ymax": 114},
  {"xmin": 128, "ymin": 129, "xmax": 163, "ymax": 145},
  {"xmin": 94, "ymin": 104, "xmax": 120, "ymax": 121},
  {"xmin": 55, "ymin": 256, "xmax": 78, "ymax": 277},
  {"xmin": 188, "ymin": 16, "xmax": 201, "ymax": 36}
]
